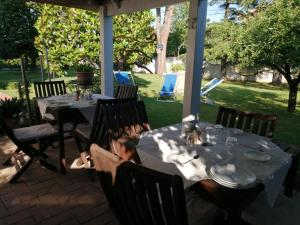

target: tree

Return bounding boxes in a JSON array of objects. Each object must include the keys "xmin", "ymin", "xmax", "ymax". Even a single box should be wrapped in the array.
[
  {"xmin": 156, "ymin": 6, "xmax": 174, "ymax": 75},
  {"xmin": 0, "ymin": 0, "xmax": 38, "ymax": 67},
  {"xmin": 205, "ymin": 21, "xmax": 239, "ymax": 66},
  {"xmin": 236, "ymin": 0, "xmax": 300, "ymax": 112},
  {"xmin": 113, "ymin": 11, "xmax": 156, "ymax": 72},
  {"xmin": 35, "ymin": 5, "xmax": 100, "ymax": 74},
  {"xmin": 208, "ymin": 0, "xmax": 258, "ymax": 77},
  {"xmin": 35, "ymin": 6, "xmax": 156, "ymax": 74},
  {"xmin": 167, "ymin": 3, "xmax": 189, "ymax": 57}
]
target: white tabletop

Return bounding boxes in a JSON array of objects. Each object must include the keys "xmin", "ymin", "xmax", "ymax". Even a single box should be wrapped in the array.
[
  {"xmin": 137, "ymin": 122, "xmax": 292, "ymax": 206},
  {"xmin": 37, "ymin": 94, "xmax": 112, "ymax": 124}
]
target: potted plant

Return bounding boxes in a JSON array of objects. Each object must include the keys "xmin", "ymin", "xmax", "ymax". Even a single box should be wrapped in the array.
[
  {"xmin": 74, "ymin": 63, "xmax": 95, "ymax": 86},
  {"xmin": 0, "ymin": 98, "xmax": 24, "ymax": 129}
]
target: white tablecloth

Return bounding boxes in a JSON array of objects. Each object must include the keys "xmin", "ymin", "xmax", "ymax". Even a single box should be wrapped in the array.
[
  {"xmin": 137, "ymin": 123, "xmax": 292, "ymax": 206},
  {"xmin": 37, "ymin": 94, "xmax": 112, "ymax": 124}
]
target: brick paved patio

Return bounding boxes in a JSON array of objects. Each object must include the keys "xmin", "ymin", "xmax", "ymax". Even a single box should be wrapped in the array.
[{"xmin": 0, "ymin": 137, "xmax": 119, "ymax": 225}]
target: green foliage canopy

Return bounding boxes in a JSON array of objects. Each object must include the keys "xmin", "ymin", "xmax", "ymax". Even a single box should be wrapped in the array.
[
  {"xmin": 113, "ymin": 11, "xmax": 156, "ymax": 70},
  {"xmin": 167, "ymin": 3, "xmax": 189, "ymax": 56},
  {"xmin": 205, "ymin": 21, "xmax": 239, "ymax": 63},
  {"xmin": 35, "ymin": 6, "xmax": 156, "ymax": 73},
  {"xmin": 0, "ymin": 0, "xmax": 38, "ymax": 65},
  {"xmin": 236, "ymin": 0, "xmax": 300, "ymax": 81}
]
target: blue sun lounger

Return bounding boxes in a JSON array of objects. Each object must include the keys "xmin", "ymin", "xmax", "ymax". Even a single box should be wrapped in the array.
[
  {"xmin": 157, "ymin": 73, "xmax": 178, "ymax": 102},
  {"xmin": 114, "ymin": 71, "xmax": 135, "ymax": 85},
  {"xmin": 200, "ymin": 78, "xmax": 223, "ymax": 97}
]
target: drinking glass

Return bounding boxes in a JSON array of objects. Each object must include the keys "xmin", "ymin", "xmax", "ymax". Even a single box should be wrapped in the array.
[{"xmin": 225, "ymin": 136, "xmax": 238, "ymax": 154}]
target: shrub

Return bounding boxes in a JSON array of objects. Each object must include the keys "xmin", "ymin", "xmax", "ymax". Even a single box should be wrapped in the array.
[{"xmin": 170, "ymin": 63, "xmax": 185, "ymax": 72}]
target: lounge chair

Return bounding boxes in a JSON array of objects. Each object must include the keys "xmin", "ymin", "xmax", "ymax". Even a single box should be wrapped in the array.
[
  {"xmin": 114, "ymin": 71, "xmax": 135, "ymax": 85},
  {"xmin": 157, "ymin": 73, "xmax": 178, "ymax": 102},
  {"xmin": 200, "ymin": 78, "xmax": 223, "ymax": 97}
]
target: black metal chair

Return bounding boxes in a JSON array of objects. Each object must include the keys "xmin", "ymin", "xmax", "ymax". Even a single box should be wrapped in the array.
[
  {"xmin": 115, "ymin": 84, "xmax": 138, "ymax": 99},
  {"xmin": 91, "ymin": 144, "xmax": 189, "ymax": 225},
  {"xmin": 0, "ymin": 117, "xmax": 58, "ymax": 183}
]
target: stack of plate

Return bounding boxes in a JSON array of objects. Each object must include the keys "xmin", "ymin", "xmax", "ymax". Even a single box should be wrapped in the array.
[{"xmin": 208, "ymin": 164, "xmax": 256, "ymax": 189}]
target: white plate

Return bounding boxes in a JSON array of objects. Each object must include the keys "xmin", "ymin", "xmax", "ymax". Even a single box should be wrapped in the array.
[
  {"xmin": 209, "ymin": 164, "xmax": 256, "ymax": 188},
  {"xmin": 243, "ymin": 150, "xmax": 271, "ymax": 162}
]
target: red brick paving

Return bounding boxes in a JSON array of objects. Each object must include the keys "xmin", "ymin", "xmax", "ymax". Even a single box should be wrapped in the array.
[{"xmin": 0, "ymin": 137, "xmax": 120, "ymax": 225}]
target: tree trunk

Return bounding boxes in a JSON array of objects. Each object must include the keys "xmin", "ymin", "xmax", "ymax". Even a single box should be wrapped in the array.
[
  {"xmin": 288, "ymin": 84, "xmax": 298, "ymax": 112},
  {"xmin": 220, "ymin": 57, "xmax": 227, "ymax": 78},
  {"xmin": 156, "ymin": 6, "xmax": 174, "ymax": 75}
]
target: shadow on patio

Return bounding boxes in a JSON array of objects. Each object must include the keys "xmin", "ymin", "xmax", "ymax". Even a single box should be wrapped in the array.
[{"xmin": 0, "ymin": 137, "xmax": 119, "ymax": 225}]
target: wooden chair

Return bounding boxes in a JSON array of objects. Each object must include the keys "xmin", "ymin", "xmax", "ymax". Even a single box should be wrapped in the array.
[
  {"xmin": 115, "ymin": 84, "xmax": 138, "ymax": 99},
  {"xmin": 33, "ymin": 81, "xmax": 67, "ymax": 98},
  {"xmin": 102, "ymin": 100, "xmax": 150, "ymax": 162},
  {"xmin": 73, "ymin": 98, "xmax": 137, "ymax": 168},
  {"xmin": 33, "ymin": 80, "xmax": 73, "ymax": 138},
  {"xmin": 216, "ymin": 106, "xmax": 277, "ymax": 138},
  {"xmin": 91, "ymin": 144, "xmax": 189, "ymax": 225},
  {"xmin": 0, "ymin": 117, "xmax": 58, "ymax": 183},
  {"xmin": 216, "ymin": 106, "xmax": 298, "ymax": 197}
]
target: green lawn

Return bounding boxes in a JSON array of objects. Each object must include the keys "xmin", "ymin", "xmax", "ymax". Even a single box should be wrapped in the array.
[{"xmin": 0, "ymin": 70, "xmax": 299, "ymax": 146}]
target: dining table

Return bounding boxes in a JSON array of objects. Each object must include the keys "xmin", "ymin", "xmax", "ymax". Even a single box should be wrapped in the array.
[
  {"xmin": 37, "ymin": 93, "xmax": 113, "ymax": 173},
  {"xmin": 136, "ymin": 122, "xmax": 292, "ymax": 223}
]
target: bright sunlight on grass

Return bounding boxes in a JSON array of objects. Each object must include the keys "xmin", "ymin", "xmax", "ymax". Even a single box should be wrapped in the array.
[{"xmin": 0, "ymin": 71, "xmax": 299, "ymax": 145}]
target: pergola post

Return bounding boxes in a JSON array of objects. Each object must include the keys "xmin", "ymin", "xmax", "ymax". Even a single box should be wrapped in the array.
[
  {"xmin": 99, "ymin": 6, "xmax": 114, "ymax": 97},
  {"xmin": 182, "ymin": 0, "xmax": 207, "ymax": 118}
]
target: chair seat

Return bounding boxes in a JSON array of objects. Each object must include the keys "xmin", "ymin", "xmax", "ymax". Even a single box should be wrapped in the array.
[
  {"xmin": 159, "ymin": 91, "xmax": 174, "ymax": 96},
  {"xmin": 13, "ymin": 123, "xmax": 58, "ymax": 142},
  {"xmin": 43, "ymin": 113, "xmax": 55, "ymax": 121},
  {"xmin": 185, "ymin": 189, "xmax": 220, "ymax": 225},
  {"xmin": 75, "ymin": 124, "xmax": 91, "ymax": 140}
]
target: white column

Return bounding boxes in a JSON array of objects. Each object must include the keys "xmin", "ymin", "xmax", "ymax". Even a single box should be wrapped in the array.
[
  {"xmin": 99, "ymin": 6, "xmax": 114, "ymax": 97},
  {"xmin": 182, "ymin": 0, "xmax": 207, "ymax": 118}
]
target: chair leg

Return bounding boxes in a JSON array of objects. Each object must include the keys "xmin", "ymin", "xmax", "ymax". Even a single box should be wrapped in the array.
[
  {"xmin": 9, "ymin": 157, "xmax": 34, "ymax": 183},
  {"xmin": 3, "ymin": 148, "xmax": 21, "ymax": 166},
  {"xmin": 39, "ymin": 158, "xmax": 58, "ymax": 171},
  {"xmin": 284, "ymin": 153, "xmax": 299, "ymax": 197}
]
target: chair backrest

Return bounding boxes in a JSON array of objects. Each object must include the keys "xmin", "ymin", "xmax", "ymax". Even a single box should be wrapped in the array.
[
  {"xmin": 34, "ymin": 81, "xmax": 67, "ymax": 98},
  {"xmin": 216, "ymin": 106, "xmax": 277, "ymax": 138},
  {"xmin": 114, "ymin": 71, "xmax": 132, "ymax": 85},
  {"xmin": 200, "ymin": 78, "xmax": 223, "ymax": 96},
  {"xmin": 115, "ymin": 84, "xmax": 138, "ymax": 99},
  {"xmin": 87, "ymin": 98, "xmax": 138, "ymax": 150},
  {"xmin": 160, "ymin": 74, "xmax": 177, "ymax": 95},
  {"xmin": 102, "ymin": 100, "xmax": 150, "ymax": 161},
  {"xmin": 91, "ymin": 144, "xmax": 189, "ymax": 225}
]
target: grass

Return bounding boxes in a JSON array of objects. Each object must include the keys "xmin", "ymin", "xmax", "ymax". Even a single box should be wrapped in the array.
[{"xmin": 0, "ymin": 70, "xmax": 299, "ymax": 146}]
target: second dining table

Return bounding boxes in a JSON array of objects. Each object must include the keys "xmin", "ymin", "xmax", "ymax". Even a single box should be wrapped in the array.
[{"xmin": 37, "ymin": 93, "xmax": 113, "ymax": 173}]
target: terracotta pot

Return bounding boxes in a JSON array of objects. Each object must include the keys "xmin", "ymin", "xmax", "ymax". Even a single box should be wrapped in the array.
[{"xmin": 76, "ymin": 72, "xmax": 94, "ymax": 86}]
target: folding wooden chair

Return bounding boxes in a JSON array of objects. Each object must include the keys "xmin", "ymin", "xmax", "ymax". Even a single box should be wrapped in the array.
[
  {"xmin": 216, "ymin": 106, "xmax": 298, "ymax": 197},
  {"xmin": 91, "ymin": 144, "xmax": 221, "ymax": 225},
  {"xmin": 73, "ymin": 98, "xmax": 137, "ymax": 168},
  {"xmin": 33, "ymin": 80, "xmax": 67, "ymax": 98},
  {"xmin": 0, "ymin": 117, "xmax": 58, "ymax": 183},
  {"xmin": 115, "ymin": 84, "xmax": 138, "ymax": 99},
  {"xmin": 216, "ymin": 106, "xmax": 277, "ymax": 138},
  {"xmin": 102, "ymin": 100, "xmax": 150, "ymax": 162},
  {"xmin": 33, "ymin": 80, "xmax": 73, "ymax": 138}
]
